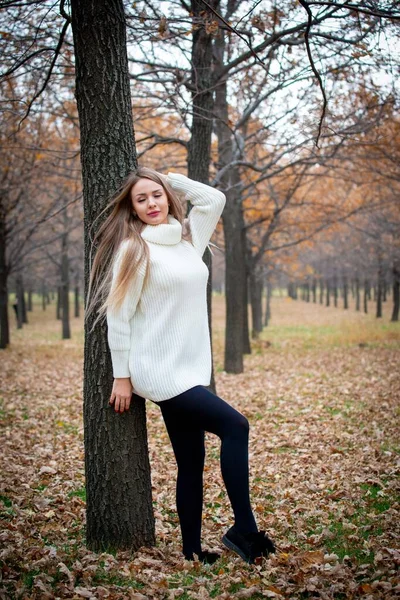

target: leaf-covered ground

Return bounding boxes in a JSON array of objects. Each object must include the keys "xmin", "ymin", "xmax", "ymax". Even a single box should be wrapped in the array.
[{"xmin": 1, "ymin": 296, "xmax": 399, "ymax": 600}]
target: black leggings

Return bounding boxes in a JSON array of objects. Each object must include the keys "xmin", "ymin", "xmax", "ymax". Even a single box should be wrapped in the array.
[{"xmin": 159, "ymin": 385, "xmax": 257, "ymax": 558}]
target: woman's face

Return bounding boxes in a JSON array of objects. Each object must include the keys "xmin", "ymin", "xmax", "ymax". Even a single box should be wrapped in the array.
[{"xmin": 131, "ymin": 177, "xmax": 169, "ymax": 226}]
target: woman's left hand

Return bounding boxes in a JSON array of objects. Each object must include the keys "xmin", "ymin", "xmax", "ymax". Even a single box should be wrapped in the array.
[{"xmin": 109, "ymin": 377, "xmax": 133, "ymax": 413}]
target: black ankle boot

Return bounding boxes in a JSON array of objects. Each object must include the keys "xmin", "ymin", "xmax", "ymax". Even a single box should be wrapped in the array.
[{"xmin": 222, "ymin": 526, "xmax": 276, "ymax": 564}]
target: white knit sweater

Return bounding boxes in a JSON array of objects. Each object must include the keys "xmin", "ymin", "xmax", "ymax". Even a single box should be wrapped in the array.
[{"xmin": 106, "ymin": 172, "xmax": 226, "ymax": 402}]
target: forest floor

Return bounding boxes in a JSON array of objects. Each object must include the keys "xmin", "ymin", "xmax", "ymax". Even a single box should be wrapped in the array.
[{"xmin": 1, "ymin": 295, "xmax": 399, "ymax": 600}]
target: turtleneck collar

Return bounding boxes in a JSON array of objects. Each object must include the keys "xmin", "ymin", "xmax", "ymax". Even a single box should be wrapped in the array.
[{"xmin": 141, "ymin": 214, "xmax": 182, "ymax": 245}]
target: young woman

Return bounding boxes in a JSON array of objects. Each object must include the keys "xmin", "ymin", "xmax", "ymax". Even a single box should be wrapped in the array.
[{"xmin": 87, "ymin": 167, "xmax": 275, "ymax": 564}]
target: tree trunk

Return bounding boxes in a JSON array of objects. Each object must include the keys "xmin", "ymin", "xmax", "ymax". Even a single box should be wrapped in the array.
[
  {"xmin": 243, "ymin": 277, "xmax": 251, "ymax": 353},
  {"xmin": 333, "ymin": 271, "xmax": 338, "ymax": 308},
  {"xmin": 75, "ymin": 284, "xmax": 80, "ymax": 318},
  {"xmin": 264, "ymin": 278, "xmax": 272, "ymax": 327},
  {"xmin": 0, "ymin": 207, "xmax": 9, "ymax": 348},
  {"xmin": 363, "ymin": 279, "xmax": 369, "ymax": 314},
  {"xmin": 376, "ymin": 285, "xmax": 382, "ymax": 317},
  {"xmin": 18, "ymin": 276, "xmax": 28, "ymax": 324},
  {"xmin": 391, "ymin": 261, "xmax": 399, "ymax": 322},
  {"xmin": 16, "ymin": 276, "xmax": 23, "ymax": 328},
  {"xmin": 187, "ymin": 0, "xmax": 218, "ymax": 392},
  {"xmin": 249, "ymin": 270, "xmax": 263, "ymax": 339},
  {"xmin": 61, "ymin": 227, "xmax": 71, "ymax": 340},
  {"xmin": 27, "ymin": 289, "xmax": 33, "ymax": 311},
  {"xmin": 319, "ymin": 279, "xmax": 324, "ymax": 304},
  {"xmin": 214, "ymin": 35, "xmax": 246, "ymax": 373},
  {"xmin": 312, "ymin": 278, "xmax": 317, "ymax": 303},
  {"xmin": 376, "ymin": 250, "xmax": 383, "ymax": 318},
  {"xmin": 42, "ymin": 282, "xmax": 46, "ymax": 311},
  {"xmin": 325, "ymin": 279, "xmax": 330, "ymax": 307},
  {"xmin": 242, "ymin": 243, "xmax": 251, "ymax": 355},
  {"xmin": 355, "ymin": 277, "xmax": 360, "ymax": 311},
  {"xmin": 222, "ymin": 199, "xmax": 245, "ymax": 373},
  {"xmin": 343, "ymin": 275, "xmax": 348, "ymax": 309},
  {"xmin": 71, "ymin": 0, "xmax": 155, "ymax": 552},
  {"xmin": 56, "ymin": 286, "xmax": 62, "ymax": 320},
  {"xmin": 22, "ymin": 291, "xmax": 27, "ymax": 323}
]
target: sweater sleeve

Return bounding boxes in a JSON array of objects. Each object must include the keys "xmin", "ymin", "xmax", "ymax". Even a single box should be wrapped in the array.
[
  {"xmin": 106, "ymin": 241, "xmax": 146, "ymax": 378},
  {"xmin": 166, "ymin": 172, "xmax": 226, "ymax": 256}
]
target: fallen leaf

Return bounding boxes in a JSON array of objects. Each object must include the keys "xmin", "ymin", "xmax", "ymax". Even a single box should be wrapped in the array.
[{"xmin": 74, "ymin": 586, "xmax": 94, "ymax": 598}]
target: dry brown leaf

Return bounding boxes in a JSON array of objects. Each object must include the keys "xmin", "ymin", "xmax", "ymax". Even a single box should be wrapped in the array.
[
  {"xmin": 127, "ymin": 593, "xmax": 149, "ymax": 600},
  {"xmin": 296, "ymin": 550, "xmax": 325, "ymax": 567}
]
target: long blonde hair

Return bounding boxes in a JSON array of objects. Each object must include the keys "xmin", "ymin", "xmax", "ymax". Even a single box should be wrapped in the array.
[{"xmin": 86, "ymin": 167, "xmax": 188, "ymax": 328}]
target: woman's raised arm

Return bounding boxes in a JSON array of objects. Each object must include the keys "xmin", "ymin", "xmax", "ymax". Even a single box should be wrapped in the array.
[{"xmin": 166, "ymin": 172, "xmax": 226, "ymax": 256}]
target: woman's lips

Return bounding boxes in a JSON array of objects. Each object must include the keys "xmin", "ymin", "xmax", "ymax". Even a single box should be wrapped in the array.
[{"xmin": 148, "ymin": 211, "xmax": 160, "ymax": 217}]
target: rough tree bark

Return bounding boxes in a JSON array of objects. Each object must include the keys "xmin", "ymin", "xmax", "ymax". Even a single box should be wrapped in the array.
[
  {"xmin": 214, "ymin": 32, "xmax": 248, "ymax": 373},
  {"xmin": 187, "ymin": 0, "xmax": 218, "ymax": 392},
  {"xmin": 71, "ymin": 0, "xmax": 155, "ymax": 552}
]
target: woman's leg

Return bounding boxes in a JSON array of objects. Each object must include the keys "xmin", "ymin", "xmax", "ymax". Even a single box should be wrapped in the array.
[
  {"xmin": 161, "ymin": 386, "xmax": 257, "ymax": 538},
  {"xmin": 160, "ymin": 404, "xmax": 205, "ymax": 559}
]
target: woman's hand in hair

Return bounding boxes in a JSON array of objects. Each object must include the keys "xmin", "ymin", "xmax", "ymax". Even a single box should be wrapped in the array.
[{"xmin": 109, "ymin": 378, "xmax": 133, "ymax": 413}]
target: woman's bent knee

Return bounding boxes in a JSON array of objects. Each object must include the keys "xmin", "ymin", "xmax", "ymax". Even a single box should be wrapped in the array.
[
  {"xmin": 238, "ymin": 413, "xmax": 249, "ymax": 435},
  {"xmin": 226, "ymin": 412, "xmax": 249, "ymax": 440}
]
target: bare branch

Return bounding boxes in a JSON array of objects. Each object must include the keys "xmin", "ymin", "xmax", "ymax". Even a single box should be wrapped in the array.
[
  {"xmin": 59, "ymin": 0, "xmax": 71, "ymax": 23},
  {"xmin": 197, "ymin": 0, "xmax": 270, "ymax": 72},
  {"xmin": 309, "ymin": 1, "xmax": 400, "ymax": 20},
  {"xmin": 298, "ymin": 0, "xmax": 327, "ymax": 148},
  {"xmin": 18, "ymin": 18, "xmax": 70, "ymax": 127}
]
